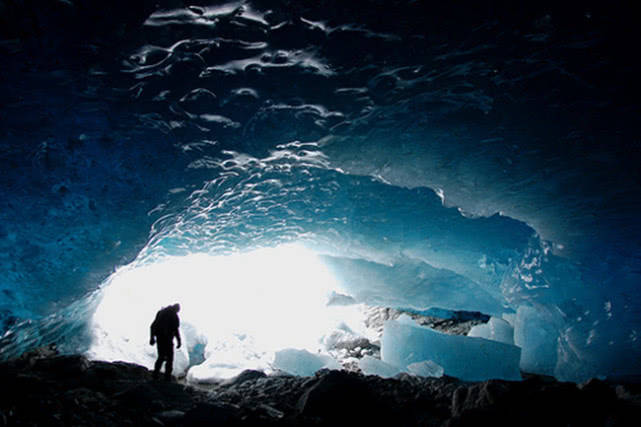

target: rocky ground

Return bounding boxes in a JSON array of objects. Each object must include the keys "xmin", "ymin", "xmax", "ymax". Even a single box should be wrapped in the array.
[{"xmin": 1, "ymin": 349, "xmax": 640, "ymax": 426}]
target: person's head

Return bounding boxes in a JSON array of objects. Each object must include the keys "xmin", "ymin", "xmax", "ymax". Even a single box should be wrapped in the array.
[{"xmin": 171, "ymin": 303, "xmax": 181, "ymax": 313}]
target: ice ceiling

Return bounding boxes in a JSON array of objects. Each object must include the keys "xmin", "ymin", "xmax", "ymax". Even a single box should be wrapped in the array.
[{"xmin": 0, "ymin": 1, "xmax": 640, "ymax": 382}]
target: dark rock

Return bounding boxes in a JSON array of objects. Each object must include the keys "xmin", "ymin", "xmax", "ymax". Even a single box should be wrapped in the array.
[
  {"xmin": 296, "ymin": 370, "xmax": 384, "ymax": 423},
  {"xmin": 8, "ymin": 372, "xmax": 42, "ymax": 397},
  {"xmin": 154, "ymin": 409, "xmax": 186, "ymax": 426},
  {"xmin": 183, "ymin": 402, "xmax": 239, "ymax": 426},
  {"xmin": 1, "ymin": 354, "xmax": 640, "ymax": 426},
  {"xmin": 86, "ymin": 359, "xmax": 152, "ymax": 382},
  {"xmin": 364, "ymin": 306, "xmax": 489, "ymax": 338},
  {"xmin": 331, "ymin": 336, "xmax": 379, "ymax": 353},
  {"xmin": 447, "ymin": 375, "xmax": 638, "ymax": 427},
  {"xmin": 616, "ymin": 383, "xmax": 641, "ymax": 402},
  {"xmin": 113, "ymin": 383, "xmax": 165, "ymax": 408},
  {"xmin": 14, "ymin": 343, "xmax": 59, "ymax": 367},
  {"xmin": 32, "ymin": 354, "xmax": 90, "ymax": 378},
  {"xmin": 257, "ymin": 403, "xmax": 285, "ymax": 419},
  {"xmin": 63, "ymin": 387, "xmax": 107, "ymax": 411},
  {"xmin": 225, "ymin": 369, "xmax": 267, "ymax": 386},
  {"xmin": 451, "ymin": 380, "xmax": 513, "ymax": 418},
  {"xmin": 580, "ymin": 377, "xmax": 619, "ymax": 412}
]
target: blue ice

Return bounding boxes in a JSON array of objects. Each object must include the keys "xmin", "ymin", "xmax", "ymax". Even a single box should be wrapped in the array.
[{"xmin": 381, "ymin": 315, "xmax": 521, "ymax": 381}]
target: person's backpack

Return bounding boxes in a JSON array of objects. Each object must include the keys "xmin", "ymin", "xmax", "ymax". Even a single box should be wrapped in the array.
[{"xmin": 151, "ymin": 307, "xmax": 175, "ymax": 337}]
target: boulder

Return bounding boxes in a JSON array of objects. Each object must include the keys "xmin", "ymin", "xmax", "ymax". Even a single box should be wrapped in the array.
[
  {"xmin": 224, "ymin": 369, "xmax": 267, "ymax": 386},
  {"xmin": 296, "ymin": 370, "xmax": 382, "ymax": 423},
  {"xmin": 451, "ymin": 380, "xmax": 513, "ymax": 418},
  {"xmin": 183, "ymin": 403, "xmax": 239, "ymax": 426},
  {"xmin": 448, "ymin": 376, "xmax": 628, "ymax": 426},
  {"xmin": 86, "ymin": 360, "xmax": 151, "ymax": 381},
  {"xmin": 32, "ymin": 354, "xmax": 90, "ymax": 379}
]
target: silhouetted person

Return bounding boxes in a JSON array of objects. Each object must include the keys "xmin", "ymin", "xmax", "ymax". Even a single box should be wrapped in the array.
[{"xmin": 149, "ymin": 303, "xmax": 182, "ymax": 380}]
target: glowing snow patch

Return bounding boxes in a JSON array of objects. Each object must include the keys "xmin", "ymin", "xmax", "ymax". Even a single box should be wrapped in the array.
[{"xmin": 87, "ymin": 244, "xmax": 367, "ymax": 380}]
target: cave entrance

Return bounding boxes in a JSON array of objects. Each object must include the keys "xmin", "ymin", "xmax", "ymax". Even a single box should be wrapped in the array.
[{"xmin": 87, "ymin": 244, "xmax": 373, "ymax": 380}]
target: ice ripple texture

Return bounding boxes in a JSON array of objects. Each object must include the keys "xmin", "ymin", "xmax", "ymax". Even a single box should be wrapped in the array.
[{"xmin": 0, "ymin": 1, "xmax": 640, "ymax": 381}]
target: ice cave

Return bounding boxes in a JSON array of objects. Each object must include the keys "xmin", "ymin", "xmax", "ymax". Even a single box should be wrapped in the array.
[{"xmin": 1, "ymin": 0, "xmax": 640, "ymax": 395}]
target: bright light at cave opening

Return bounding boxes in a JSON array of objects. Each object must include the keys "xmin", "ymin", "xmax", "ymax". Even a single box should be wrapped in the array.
[{"xmin": 87, "ymin": 244, "xmax": 368, "ymax": 380}]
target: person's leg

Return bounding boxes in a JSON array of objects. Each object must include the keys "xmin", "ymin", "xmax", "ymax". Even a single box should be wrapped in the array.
[
  {"xmin": 153, "ymin": 342, "xmax": 164, "ymax": 379},
  {"xmin": 164, "ymin": 344, "xmax": 174, "ymax": 380},
  {"xmin": 155, "ymin": 338, "xmax": 172, "ymax": 379}
]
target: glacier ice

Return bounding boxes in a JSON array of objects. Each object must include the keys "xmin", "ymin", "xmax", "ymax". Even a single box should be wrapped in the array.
[
  {"xmin": 382, "ymin": 316, "xmax": 521, "ymax": 382},
  {"xmin": 321, "ymin": 256, "xmax": 507, "ymax": 317},
  {"xmin": 358, "ymin": 355, "xmax": 405, "ymax": 378},
  {"xmin": 468, "ymin": 316, "xmax": 514, "ymax": 345},
  {"xmin": 513, "ymin": 305, "xmax": 559, "ymax": 377},
  {"xmin": 406, "ymin": 360, "xmax": 444, "ymax": 378},
  {"xmin": 272, "ymin": 348, "xmax": 340, "ymax": 377}
]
